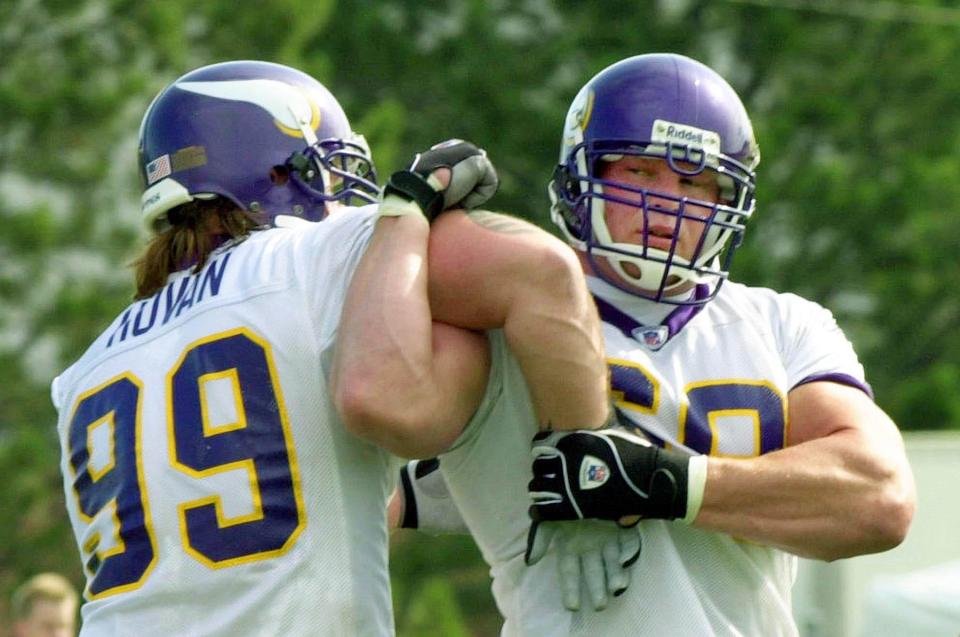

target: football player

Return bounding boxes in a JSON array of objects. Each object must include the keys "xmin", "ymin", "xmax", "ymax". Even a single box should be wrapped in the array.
[
  {"xmin": 383, "ymin": 53, "xmax": 916, "ymax": 635},
  {"xmin": 51, "ymin": 60, "xmax": 610, "ymax": 636}
]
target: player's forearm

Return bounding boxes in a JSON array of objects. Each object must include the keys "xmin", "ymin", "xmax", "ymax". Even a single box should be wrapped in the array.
[
  {"xmin": 503, "ymin": 249, "xmax": 609, "ymax": 431},
  {"xmin": 694, "ymin": 429, "xmax": 915, "ymax": 561},
  {"xmin": 332, "ymin": 215, "xmax": 460, "ymax": 457},
  {"xmin": 428, "ymin": 211, "xmax": 610, "ymax": 431}
]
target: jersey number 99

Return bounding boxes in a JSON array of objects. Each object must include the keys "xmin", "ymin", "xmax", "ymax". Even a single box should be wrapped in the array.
[{"xmin": 65, "ymin": 328, "xmax": 304, "ymax": 599}]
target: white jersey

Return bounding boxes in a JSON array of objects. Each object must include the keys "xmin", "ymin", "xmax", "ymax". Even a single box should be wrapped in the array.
[
  {"xmin": 439, "ymin": 276, "xmax": 870, "ymax": 637},
  {"xmin": 51, "ymin": 206, "xmax": 400, "ymax": 637}
]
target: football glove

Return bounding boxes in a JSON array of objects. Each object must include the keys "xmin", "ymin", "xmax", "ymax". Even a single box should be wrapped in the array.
[
  {"xmin": 381, "ymin": 139, "xmax": 498, "ymax": 220},
  {"xmin": 396, "ymin": 459, "xmax": 469, "ymax": 534},
  {"xmin": 528, "ymin": 428, "xmax": 707, "ymax": 523},
  {"xmin": 525, "ymin": 519, "xmax": 641, "ymax": 612}
]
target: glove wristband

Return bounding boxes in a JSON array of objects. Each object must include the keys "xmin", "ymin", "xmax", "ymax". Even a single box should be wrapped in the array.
[
  {"xmin": 378, "ymin": 194, "xmax": 426, "ymax": 218},
  {"xmin": 382, "ymin": 170, "xmax": 443, "ymax": 219},
  {"xmin": 682, "ymin": 454, "xmax": 708, "ymax": 524}
]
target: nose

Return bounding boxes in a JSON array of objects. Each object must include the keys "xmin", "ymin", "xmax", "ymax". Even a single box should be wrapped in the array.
[{"xmin": 645, "ymin": 183, "xmax": 681, "ymax": 217}]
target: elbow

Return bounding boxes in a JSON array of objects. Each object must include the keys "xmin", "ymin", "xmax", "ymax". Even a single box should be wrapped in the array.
[
  {"xmin": 862, "ymin": 452, "xmax": 916, "ymax": 554},
  {"xmin": 510, "ymin": 238, "xmax": 596, "ymax": 332},
  {"xmin": 868, "ymin": 469, "xmax": 916, "ymax": 553},
  {"xmin": 332, "ymin": 371, "xmax": 382, "ymax": 443},
  {"xmin": 333, "ymin": 374, "xmax": 451, "ymax": 459},
  {"xmin": 822, "ymin": 465, "xmax": 916, "ymax": 562},
  {"xmin": 332, "ymin": 371, "xmax": 377, "ymax": 438},
  {"xmin": 530, "ymin": 237, "xmax": 586, "ymax": 294}
]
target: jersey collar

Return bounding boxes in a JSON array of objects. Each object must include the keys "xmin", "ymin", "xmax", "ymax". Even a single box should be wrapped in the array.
[{"xmin": 590, "ymin": 279, "xmax": 710, "ymax": 350}]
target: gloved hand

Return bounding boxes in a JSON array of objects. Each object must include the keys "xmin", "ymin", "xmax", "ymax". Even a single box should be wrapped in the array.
[
  {"xmin": 528, "ymin": 428, "xmax": 705, "ymax": 523},
  {"xmin": 380, "ymin": 139, "xmax": 498, "ymax": 220},
  {"xmin": 394, "ymin": 459, "xmax": 468, "ymax": 534},
  {"xmin": 525, "ymin": 519, "xmax": 641, "ymax": 611}
]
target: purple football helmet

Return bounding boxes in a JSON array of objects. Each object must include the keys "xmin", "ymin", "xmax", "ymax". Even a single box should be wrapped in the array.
[
  {"xmin": 138, "ymin": 60, "xmax": 378, "ymax": 232},
  {"xmin": 549, "ymin": 53, "xmax": 760, "ymax": 304}
]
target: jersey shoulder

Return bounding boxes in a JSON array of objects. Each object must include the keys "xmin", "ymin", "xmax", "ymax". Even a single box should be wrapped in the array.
[
  {"xmin": 713, "ymin": 281, "xmax": 837, "ymax": 336},
  {"xmin": 716, "ymin": 281, "xmax": 866, "ymax": 390},
  {"xmin": 254, "ymin": 204, "xmax": 377, "ymax": 270},
  {"xmin": 52, "ymin": 206, "xmax": 379, "ymax": 409}
]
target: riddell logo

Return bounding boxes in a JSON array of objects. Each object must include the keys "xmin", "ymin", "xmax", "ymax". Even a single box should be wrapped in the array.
[
  {"xmin": 651, "ymin": 119, "xmax": 721, "ymax": 154},
  {"xmin": 665, "ymin": 125, "xmax": 703, "ymax": 144}
]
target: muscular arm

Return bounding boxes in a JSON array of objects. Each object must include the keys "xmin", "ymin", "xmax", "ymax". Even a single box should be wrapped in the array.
[
  {"xmin": 331, "ymin": 213, "xmax": 490, "ymax": 458},
  {"xmin": 693, "ymin": 381, "xmax": 915, "ymax": 560},
  {"xmin": 427, "ymin": 211, "xmax": 609, "ymax": 431},
  {"xmin": 333, "ymin": 207, "xmax": 611, "ymax": 457}
]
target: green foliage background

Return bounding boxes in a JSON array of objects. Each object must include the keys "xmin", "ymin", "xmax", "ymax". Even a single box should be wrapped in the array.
[{"xmin": 2, "ymin": 1, "xmax": 958, "ymax": 634}]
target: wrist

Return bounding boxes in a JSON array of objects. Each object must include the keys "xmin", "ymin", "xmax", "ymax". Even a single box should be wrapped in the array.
[
  {"xmin": 382, "ymin": 170, "xmax": 442, "ymax": 219},
  {"xmin": 681, "ymin": 454, "xmax": 708, "ymax": 524},
  {"xmin": 614, "ymin": 437, "xmax": 691, "ymax": 520},
  {"xmin": 378, "ymin": 193, "xmax": 427, "ymax": 219}
]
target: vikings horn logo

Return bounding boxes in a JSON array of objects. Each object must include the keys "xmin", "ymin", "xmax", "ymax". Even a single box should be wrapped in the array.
[{"xmin": 177, "ymin": 79, "xmax": 321, "ymax": 139}]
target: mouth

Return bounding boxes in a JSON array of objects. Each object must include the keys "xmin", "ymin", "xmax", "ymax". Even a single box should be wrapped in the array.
[{"xmin": 643, "ymin": 224, "xmax": 678, "ymax": 253}]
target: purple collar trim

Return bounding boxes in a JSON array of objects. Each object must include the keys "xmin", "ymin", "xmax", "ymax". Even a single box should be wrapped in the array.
[{"xmin": 593, "ymin": 284, "xmax": 710, "ymax": 347}]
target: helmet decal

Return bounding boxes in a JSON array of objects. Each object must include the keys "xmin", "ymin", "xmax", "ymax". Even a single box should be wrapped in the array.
[
  {"xmin": 560, "ymin": 87, "xmax": 593, "ymax": 162},
  {"xmin": 138, "ymin": 60, "xmax": 378, "ymax": 232},
  {"xmin": 145, "ymin": 146, "xmax": 208, "ymax": 186},
  {"xmin": 572, "ymin": 88, "xmax": 594, "ymax": 132},
  {"xmin": 145, "ymin": 154, "xmax": 172, "ymax": 186},
  {"xmin": 177, "ymin": 79, "xmax": 321, "ymax": 139}
]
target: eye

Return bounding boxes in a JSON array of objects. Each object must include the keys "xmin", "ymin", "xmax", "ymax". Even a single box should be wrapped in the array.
[
  {"xmin": 628, "ymin": 167, "xmax": 655, "ymax": 177},
  {"xmin": 679, "ymin": 176, "xmax": 718, "ymax": 194}
]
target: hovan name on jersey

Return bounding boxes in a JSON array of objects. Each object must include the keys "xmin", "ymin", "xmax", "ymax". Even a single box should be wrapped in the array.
[{"xmin": 107, "ymin": 251, "xmax": 232, "ymax": 348}]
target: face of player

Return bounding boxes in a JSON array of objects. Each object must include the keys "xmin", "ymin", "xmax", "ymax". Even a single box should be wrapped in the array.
[
  {"xmin": 13, "ymin": 599, "xmax": 76, "ymax": 637},
  {"xmin": 590, "ymin": 155, "xmax": 722, "ymax": 295}
]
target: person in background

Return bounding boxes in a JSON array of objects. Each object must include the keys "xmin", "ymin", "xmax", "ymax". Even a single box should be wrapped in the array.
[{"xmin": 11, "ymin": 573, "xmax": 78, "ymax": 637}]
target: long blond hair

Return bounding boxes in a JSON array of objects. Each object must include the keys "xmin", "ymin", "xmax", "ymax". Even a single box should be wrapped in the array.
[{"xmin": 131, "ymin": 198, "xmax": 264, "ymax": 299}]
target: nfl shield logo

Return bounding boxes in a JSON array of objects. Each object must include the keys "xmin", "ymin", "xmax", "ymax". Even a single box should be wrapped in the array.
[
  {"xmin": 588, "ymin": 465, "xmax": 607, "ymax": 482},
  {"xmin": 632, "ymin": 325, "xmax": 669, "ymax": 351},
  {"xmin": 579, "ymin": 455, "xmax": 610, "ymax": 490}
]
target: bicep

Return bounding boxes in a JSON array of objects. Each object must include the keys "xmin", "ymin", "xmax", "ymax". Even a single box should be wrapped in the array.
[
  {"xmin": 427, "ymin": 210, "xmax": 570, "ymax": 329},
  {"xmin": 787, "ymin": 381, "xmax": 901, "ymax": 448}
]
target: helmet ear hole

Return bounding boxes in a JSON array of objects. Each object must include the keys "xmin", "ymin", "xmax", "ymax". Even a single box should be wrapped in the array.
[
  {"xmin": 564, "ymin": 172, "xmax": 581, "ymax": 199},
  {"xmin": 550, "ymin": 164, "xmax": 586, "ymax": 239},
  {"xmin": 270, "ymin": 165, "xmax": 290, "ymax": 185}
]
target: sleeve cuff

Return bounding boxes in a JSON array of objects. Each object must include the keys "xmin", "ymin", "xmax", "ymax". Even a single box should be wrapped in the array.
[{"xmin": 682, "ymin": 454, "xmax": 709, "ymax": 524}]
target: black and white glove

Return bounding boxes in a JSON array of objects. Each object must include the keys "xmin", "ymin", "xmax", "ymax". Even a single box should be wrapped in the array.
[
  {"xmin": 528, "ymin": 428, "xmax": 708, "ymax": 524},
  {"xmin": 395, "ymin": 459, "xmax": 468, "ymax": 534},
  {"xmin": 525, "ymin": 519, "xmax": 641, "ymax": 612},
  {"xmin": 380, "ymin": 139, "xmax": 498, "ymax": 220}
]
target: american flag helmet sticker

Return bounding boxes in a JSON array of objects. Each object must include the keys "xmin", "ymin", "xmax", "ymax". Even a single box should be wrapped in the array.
[{"xmin": 146, "ymin": 154, "xmax": 172, "ymax": 185}]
